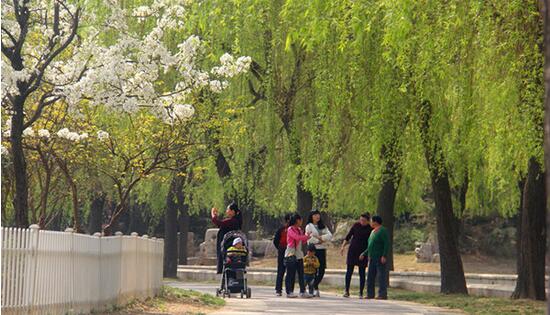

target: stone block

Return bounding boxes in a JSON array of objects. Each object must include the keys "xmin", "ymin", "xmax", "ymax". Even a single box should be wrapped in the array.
[
  {"xmin": 332, "ymin": 220, "xmax": 355, "ymax": 242},
  {"xmin": 247, "ymin": 231, "xmax": 258, "ymax": 241},
  {"xmin": 249, "ymin": 240, "xmax": 272, "ymax": 257}
]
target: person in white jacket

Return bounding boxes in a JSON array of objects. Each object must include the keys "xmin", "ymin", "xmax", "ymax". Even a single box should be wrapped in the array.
[{"xmin": 305, "ymin": 210, "xmax": 332, "ymax": 297}]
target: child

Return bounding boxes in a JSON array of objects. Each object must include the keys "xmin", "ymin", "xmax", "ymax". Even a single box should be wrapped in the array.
[
  {"xmin": 303, "ymin": 244, "xmax": 320, "ymax": 295},
  {"xmin": 227, "ymin": 237, "xmax": 248, "ymax": 257}
]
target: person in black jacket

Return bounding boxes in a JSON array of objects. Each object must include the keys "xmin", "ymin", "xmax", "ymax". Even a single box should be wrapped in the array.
[{"xmin": 273, "ymin": 213, "xmax": 291, "ymax": 296}]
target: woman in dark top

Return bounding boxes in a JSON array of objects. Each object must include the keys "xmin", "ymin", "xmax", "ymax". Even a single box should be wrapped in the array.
[
  {"xmin": 211, "ymin": 203, "xmax": 242, "ymax": 274},
  {"xmin": 340, "ymin": 213, "xmax": 372, "ymax": 298}
]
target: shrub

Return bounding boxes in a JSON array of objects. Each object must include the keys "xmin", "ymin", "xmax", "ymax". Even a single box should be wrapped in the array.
[{"xmin": 393, "ymin": 226, "xmax": 427, "ymax": 254}]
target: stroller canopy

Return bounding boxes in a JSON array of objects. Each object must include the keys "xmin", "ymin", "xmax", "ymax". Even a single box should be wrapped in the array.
[{"xmin": 220, "ymin": 230, "xmax": 249, "ymax": 253}]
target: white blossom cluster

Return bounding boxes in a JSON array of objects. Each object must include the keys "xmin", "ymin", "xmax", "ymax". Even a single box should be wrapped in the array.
[
  {"xmin": 1, "ymin": 124, "xmax": 108, "ymax": 143},
  {"xmin": 1, "ymin": 0, "xmax": 82, "ymax": 98},
  {"xmin": 97, "ymin": 130, "xmax": 110, "ymax": 141},
  {"xmin": 2, "ymin": 0, "xmax": 252, "ymax": 128},
  {"xmin": 211, "ymin": 54, "xmax": 252, "ymax": 78},
  {"xmin": 56, "ymin": 128, "xmax": 88, "ymax": 142}
]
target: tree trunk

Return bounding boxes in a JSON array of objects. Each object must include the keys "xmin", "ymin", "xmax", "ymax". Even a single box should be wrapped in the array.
[
  {"xmin": 296, "ymin": 173, "xmax": 313, "ymax": 219},
  {"xmin": 453, "ymin": 175, "xmax": 468, "ymax": 239},
  {"xmin": 512, "ymin": 158, "xmax": 547, "ymax": 300},
  {"xmin": 103, "ymin": 202, "xmax": 126, "ymax": 236},
  {"xmin": 377, "ymin": 142, "xmax": 401, "ymax": 275},
  {"xmin": 11, "ymin": 99, "xmax": 29, "ymax": 228},
  {"xmin": 164, "ymin": 173, "xmax": 184, "ymax": 278},
  {"xmin": 418, "ymin": 100, "xmax": 468, "ymax": 294},
  {"xmin": 377, "ymin": 167, "xmax": 399, "ymax": 273},
  {"xmin": 431, "ymin": 171, "xmax": 468, "ymax": 294},
  {"xmin": 38, "ymin": 165, "xmax": 52, "ymax": 228},
  {"xmin": 88, "ymin": 192, "xmax": 105, "ymax": 234},
  {"xmin": 240, "ymin": 199, "xmax": 256, "ymax": 233},
  {"xmin": 178, "ymin": 202, "xmax": 190, "ymax": 265},
  {"xmin": 540, "ymin": 0, "xmax": 550, "ymax": 308}
]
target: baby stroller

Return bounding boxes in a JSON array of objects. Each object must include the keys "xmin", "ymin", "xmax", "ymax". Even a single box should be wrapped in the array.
[{"xmin": 215, "ymin": 230, "xmax": 252, "ymax": 298}]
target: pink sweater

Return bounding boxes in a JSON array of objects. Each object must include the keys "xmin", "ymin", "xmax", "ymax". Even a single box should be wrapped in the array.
[{"xmin": 286, "ymin": 226, "xmax": 309, "ymax": 249}]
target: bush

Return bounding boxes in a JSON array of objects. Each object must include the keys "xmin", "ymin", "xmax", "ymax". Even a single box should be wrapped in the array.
[{"xmin": 393, "ymin": 226, "xmax": 426, "ymax": 254}]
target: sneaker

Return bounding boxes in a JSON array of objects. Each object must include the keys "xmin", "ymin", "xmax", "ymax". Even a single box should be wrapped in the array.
[
  {"xmin": 299, "ymin": 292, "xmax": 313, "ymax": 298},
  {"xmin": 343, "ymin": 292, "xmax": 350, "ymax": 298},
  {"xmin": 286, "ymin": 293, "xmax": 298, "ymax": 298},
  {"xmin": 314, "ymin": 290, "xmax": 320, "ymax": 297},
  {"xmin": 359, "ymin": 294, "xmax": 364, "ymax": 299},
  {"xmin": 276, "ymin": 292, "xmax": 282, "ymax": 297}
]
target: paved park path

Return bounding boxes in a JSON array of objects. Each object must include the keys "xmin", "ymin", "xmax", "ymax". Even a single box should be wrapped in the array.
[{"xmin": 166, "ymin": 281, "xmax": 463, "ymax": 315}]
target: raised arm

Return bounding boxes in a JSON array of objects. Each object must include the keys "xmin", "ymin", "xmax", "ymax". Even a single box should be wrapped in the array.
[{"xmin": 288, "ymin": 226, "xmax": 310, "ymax": 242}]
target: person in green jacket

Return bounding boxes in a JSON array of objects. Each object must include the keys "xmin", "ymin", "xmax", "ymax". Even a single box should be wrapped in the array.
[{"xmin": 359, "ymin": 215, "xmax": 389, "ymax": 299}]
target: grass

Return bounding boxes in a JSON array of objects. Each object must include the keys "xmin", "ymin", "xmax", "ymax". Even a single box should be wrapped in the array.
[
  {"xmin": 389, "ymin": 289, "xmax": 545, "ymax": 315},
  {"xmin": 96, "ymin": 285, "xmax": 225, "ymax": 315}
]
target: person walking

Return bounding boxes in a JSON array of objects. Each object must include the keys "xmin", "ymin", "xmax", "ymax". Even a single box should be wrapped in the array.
[
  {"xmin": 273, "ymin": 213, "xmax": 291, "ymax": 296},
  {"xmin": 340, "ymin": 213, "xmax": 372, "ymax": 298},
  {"xmin": 211, "ymin": 203, "xmax": 242, "ymax": 274},
  {"xmin": 285, "ymin": 213, "xmax": 314, "ymax": 298},
  {"xmin": 360, "ymin": 215, "xmax": 390, "ymax": 300},
  {"xmin": 305, "ymin": 209, "xmax": 332, "ymax": 297}
]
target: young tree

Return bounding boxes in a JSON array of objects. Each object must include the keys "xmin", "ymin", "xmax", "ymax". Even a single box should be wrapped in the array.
[{"xmin": 2, "ymin": 0, "xmax": 81, "ymax": 227}]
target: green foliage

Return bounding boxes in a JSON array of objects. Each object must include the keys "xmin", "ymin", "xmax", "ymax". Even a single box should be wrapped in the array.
[
  {"xmin": 393, "ymin": 225, "xmax": 427, "ymax": 254},
  {"xmin": 2, "ymin": 0, "xmax": 543, "ymax": 229}
]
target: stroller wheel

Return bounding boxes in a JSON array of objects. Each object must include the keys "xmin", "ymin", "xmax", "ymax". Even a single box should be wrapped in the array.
[
  {"xmin": 246, "ymin": 288, "xmax": 252, "ymax": 298},
  {"xmin": 215, "ymin": 289, "xmax": 220, "ymax": 297}
]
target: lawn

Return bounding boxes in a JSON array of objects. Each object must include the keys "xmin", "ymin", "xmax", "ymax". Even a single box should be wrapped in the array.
[
  {"xmin": 96, "ymin": 286, "xmax": 225, "ymax": 315},
  {"xmin": 389, "ymin": 289, "xmax": 545, "ymax": 315}
]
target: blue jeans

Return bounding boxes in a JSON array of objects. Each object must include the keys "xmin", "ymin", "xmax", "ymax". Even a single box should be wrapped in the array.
[
  {"xmin": 367, "ymin": 257, "xmax": 387, "ymax": 298},
  {"xmin": 304, "ymin": 274, "xmax": 315, "ymax": 294}
]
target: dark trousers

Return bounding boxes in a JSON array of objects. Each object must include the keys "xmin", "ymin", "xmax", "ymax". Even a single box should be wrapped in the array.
[
  {"xmin": 216, "ymin": 246, "xmax": 223, "ymax": 274},
  {"xmin": 285, "ymin": 258, "xmax": 305, "ymax": 294},
  {"xmin": 367, "ymin": 257, "xmax": 387, "ymax": 298},
  {"xmin": 304, "ymin": 274, "xmax": 315, "ymax": 294},
  {"xmin": 313, "ymin": 249, "xmax": 327, "ymax": 290},
  {"xmin": 275, "ymin": 248, "xmax": 286, "ymax": 293},
  {"xmin": 345, "ymin": 264, "xmax": 366, "ymax": 295}
]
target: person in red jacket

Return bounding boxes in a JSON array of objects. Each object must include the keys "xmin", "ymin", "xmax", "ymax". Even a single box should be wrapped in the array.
[
  {"xmin": 211, "ymin": 203, "xmax": 242, "ymax": 274},
  {"xmin": 273, "ymin": 213, "xmax": 291, "ymax": 296}
]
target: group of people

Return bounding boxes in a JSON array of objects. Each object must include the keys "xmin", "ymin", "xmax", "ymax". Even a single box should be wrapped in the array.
[
  {"xmin": 274, "ymin": 212, "xmax": 390, "ymax": 300},
  {"xmin": 273, "ymin": 210, "xmax": 333, "ymax": 298},
  {"xmin": 209, "ymin": 202, "xmax": 390, "ymax": 300}
]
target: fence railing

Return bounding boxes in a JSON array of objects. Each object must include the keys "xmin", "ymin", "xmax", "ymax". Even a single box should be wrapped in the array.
[{"xmin": 1, "ymin": 225, "xmax": 164, "ymax": 315}]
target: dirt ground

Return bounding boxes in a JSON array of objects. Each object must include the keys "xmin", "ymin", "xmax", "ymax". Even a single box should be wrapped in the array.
[
  {"xmin": 251, "ymin": 245, "xmax": 516, "ymax": 274},
  {"xmin": 95, "ymin": 301, "xmax": 213, "ymax": 315},
  {"xmin": 96, "ymin": 286, "xmax": 223, "ymax": 315}
]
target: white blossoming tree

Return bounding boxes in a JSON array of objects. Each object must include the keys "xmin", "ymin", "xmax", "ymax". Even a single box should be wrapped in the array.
[
  {"xmin": 1, "ymin": 0, "xmax": 251, "ymax": 231},
  {"xmin": 2, "ymin": 0, "xmax": 82, "ymax": 227}
]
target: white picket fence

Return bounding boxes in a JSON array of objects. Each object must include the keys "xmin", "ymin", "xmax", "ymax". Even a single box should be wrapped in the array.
[{"xmin": 1, "ymin": 225, "xmax": 164, "ymax": 315}]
